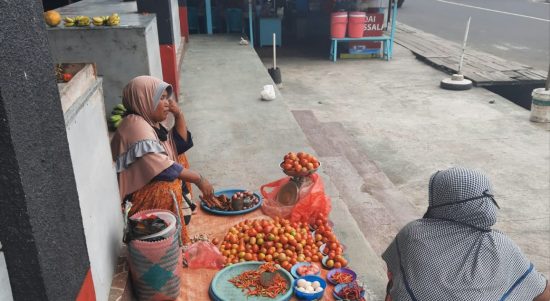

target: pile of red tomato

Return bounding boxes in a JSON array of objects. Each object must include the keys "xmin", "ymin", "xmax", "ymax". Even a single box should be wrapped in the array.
[
  {"xmin": 281, "ymin": 152, "xmax": 320, "ymax": 174},
  {"xmin": 313, "ymin": 216, "xmax": 349, "ymax": 269},
  {"xmin": 217, "ymin": 214, "xmax": 348, "ymax": 271}
]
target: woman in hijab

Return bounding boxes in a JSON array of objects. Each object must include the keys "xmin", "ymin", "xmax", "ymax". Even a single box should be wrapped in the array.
[
  {"xmin": 111, "ymin": 76, "xmax": 214, "ymax": 244},
  {"xmin": 382, "ymin": 167, "xmax": 549, "ymax": 301}
]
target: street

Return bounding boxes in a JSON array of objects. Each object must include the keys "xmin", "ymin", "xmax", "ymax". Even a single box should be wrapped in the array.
[{"xmin": 397, "ymin": 0, "xmax": 550, "ymax": 71}]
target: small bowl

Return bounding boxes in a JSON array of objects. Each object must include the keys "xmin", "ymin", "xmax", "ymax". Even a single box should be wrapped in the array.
[
  {"xmin": 333, "ymin": 282, "xmax": 366, "ymax": 300},
  {"xmin": 327, "ymin": 268, "xmax": 357, "ymax": 285},
  {"xmin": 294, "ymin": 275, "xmax": 327, "ymax": 300},
  {"xmin": 319, "ymin": 243, "xmax": 328, "ymax": 256},
  {"xmin": 280, "ymin": 161, "xmax": 321, "ymax": 178},
  {"xmin": 321, "ymin": 255, "xmax": 333, "ymax": 269},
  {"xmin": 291, "ymin": 262, "xmax": 321, "ymax": 279}
]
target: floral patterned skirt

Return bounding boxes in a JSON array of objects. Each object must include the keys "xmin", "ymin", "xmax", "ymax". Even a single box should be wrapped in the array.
[{"xmin": 129, "ymin": 154, "xmax": 193, "ymax": 245}]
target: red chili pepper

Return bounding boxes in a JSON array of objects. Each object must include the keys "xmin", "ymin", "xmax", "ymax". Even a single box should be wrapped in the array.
[
  {"xmin": 331, "ymin": 272, "xmax": 354, "ymax": 284},
  {"xmin": 228, "ymin": 262, "xmax": 288, "ymax": 298},
  {"xmin": 336, "ymin": 282, "xmax": 365, "ymax": 301}
]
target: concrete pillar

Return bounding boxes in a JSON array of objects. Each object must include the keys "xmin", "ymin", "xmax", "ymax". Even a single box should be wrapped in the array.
[
  {"xmin": 179, "ymin": 0, "xmax": 190, "ymax": 41},
  {"xmin": 0, "ymin": 2, "xmax": 92, "ymax": 300},
  {"xmin": 138, "ymin": 0, "xmax": 181, "ymax": 99}
]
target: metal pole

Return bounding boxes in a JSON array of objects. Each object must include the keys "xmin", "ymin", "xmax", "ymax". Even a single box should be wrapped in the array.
[
  {"xmin": 458, "ymin": 17, "xmax": 471, "ymax": 75},
  {"xmin": 205, "ymin": 0, "xmax": 213, "ymax": 34},
  {"xmin": 389, "ymin": 0, "xmax": 398, "ymax": 58},
  {"xmin": 249, "ymin": 0, "xmax": 254, "ymax": 47},
  {"xmin": 545, "ymin": 64, "xmax": 550, "ymax": 91},
  {"xmin": 273, "ymin": 33, "xmax": 277, "ymax": 69}
]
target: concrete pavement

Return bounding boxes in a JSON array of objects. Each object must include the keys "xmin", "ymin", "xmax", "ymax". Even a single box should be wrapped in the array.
[
  {"xmin": 179, "ymin": 33, "xmax": 549, "ymax": 300},
  {"xmin": 258, "ymin": 42, "xmax": 550, "ymax": 279},
  {"xmin": 180, "ymin": 35, "xmax": 386, "ymax": 300}
]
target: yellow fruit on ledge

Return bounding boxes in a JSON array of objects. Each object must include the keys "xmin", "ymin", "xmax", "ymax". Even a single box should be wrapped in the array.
[{"xmin": 44, "ymin": 10, "xmax": 61, "ymax": 27}]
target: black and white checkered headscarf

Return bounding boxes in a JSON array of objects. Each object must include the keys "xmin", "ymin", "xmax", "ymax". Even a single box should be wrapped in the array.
[{"xmin": 382, "ymin": 167, "xmax": 547, "ymax": 301}]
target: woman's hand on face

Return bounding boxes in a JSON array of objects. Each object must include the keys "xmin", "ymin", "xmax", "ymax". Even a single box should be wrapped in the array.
[{"xmin": 168, "ymin": 99, "xmax": 182, "ymax": 115}]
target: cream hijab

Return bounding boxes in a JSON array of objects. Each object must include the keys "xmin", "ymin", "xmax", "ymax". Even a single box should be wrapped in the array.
[{"xmin": 111, "ymin": 76, "xmax": 178, "ymax": 199}]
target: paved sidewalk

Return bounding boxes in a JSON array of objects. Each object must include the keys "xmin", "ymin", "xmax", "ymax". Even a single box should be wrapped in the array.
[
  {"xmin": 180, "ymin": 35, "xmax": 387, "ymax": 300},
  {"xmin": 179, "ymin": 33, "xmax": 549, "ymax": 299},
  {"xmin": 258, "ymin": 42, "xmax": 550, "ymax": 278}
]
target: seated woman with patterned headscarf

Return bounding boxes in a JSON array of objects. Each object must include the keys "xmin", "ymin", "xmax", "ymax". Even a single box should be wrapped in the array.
[
  {"xmin": 382, "ymin": 167, "xmax": 549, "ymax": 301},
  {"xmin": 111, "ymin": 76, "xmax": 214, "ymax": 245}
]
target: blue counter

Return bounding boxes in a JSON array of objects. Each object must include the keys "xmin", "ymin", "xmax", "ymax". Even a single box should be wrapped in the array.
[{"xmin": 259, "ymin": 17, "xmax": 282, "ymax": 47}]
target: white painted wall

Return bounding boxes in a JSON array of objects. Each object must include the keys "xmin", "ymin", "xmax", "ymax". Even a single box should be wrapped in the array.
[
  {"xmin": 0, "ymin": 242, "xmax": 14, "ymax": 301},
  {"xmin": 171, "ymin": 0, "xmax": 182, "ymax": 48},
  {"xmin": 64, "ymin": 79, "xmax": 124, "ymax": 301},
  {"xmin": 47, "ymin": 14, "xmax": 162, "ymax": 115}
]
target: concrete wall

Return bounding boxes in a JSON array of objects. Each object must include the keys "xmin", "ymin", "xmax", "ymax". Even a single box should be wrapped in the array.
[
  {"xmin": 47, "ymin": 14, "xmax": 162, "ymax": 114},
  {"xmin": 171, "ymin": 0, "xmax": 182, "ymax": 47},
  {"xmin": 0, "ymin": 243, "xmax": 14, "ymax": 301},
  {"xmin": 63, "ymin": 71, "xmax": 124, "ymax": 301},
  {"xmin": 1, "ymin": 2, "xmax": 91, "ymax": 298}
]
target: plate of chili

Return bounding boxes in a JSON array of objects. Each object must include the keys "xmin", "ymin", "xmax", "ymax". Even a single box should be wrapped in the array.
[{"xmin": 210, "ymin": 261, "xmax": 294, "ymax": 301}]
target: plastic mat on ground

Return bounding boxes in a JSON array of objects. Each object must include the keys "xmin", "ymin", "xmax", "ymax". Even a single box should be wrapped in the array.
[{"xmin": 178, "ymin": 207, "xmax": 345, "ymax": 301}]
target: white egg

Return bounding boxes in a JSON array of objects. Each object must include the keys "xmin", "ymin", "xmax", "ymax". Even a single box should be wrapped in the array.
[
  {"xmin": 296, "ymin": 286, "xmax": 306, "ymax": 293},
  {"xmin": 305, "ymin": 281, "xmax": 312, "ymax": 287},
  {"xmin": 311, "ymin": 281, "xmax": 321, "ymax": 289},
  {"xmin": 305, "ymin": 286, "xmax": 315, "ymax": 293},
  {"xmin": 315, "ymin": 287, "xmax": 324, "ymax": 293},
  {"xmin": 297, "ymin": 279, "xmax": 307, "ymax": 288}
]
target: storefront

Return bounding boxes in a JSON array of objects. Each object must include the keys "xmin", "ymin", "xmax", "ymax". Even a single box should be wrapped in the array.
[{"xmin": 186, "ymin": 0, "xmax": 397, "ymax": 60}]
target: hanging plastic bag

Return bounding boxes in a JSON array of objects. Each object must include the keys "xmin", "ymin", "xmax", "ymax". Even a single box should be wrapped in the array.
[
  {"xmin": 290, "ymin": 174, "xmax": 331, "ymax": 225},
  {"xmin": 260, "ymin": 174, "xmax": 331, "ymax": 224},
  {"xmin": 183, "ymin": 241, "xmax": 225, "ymax": 269},
  {"xmin": 260, "ymin": 176, "xmax": 295, "ymax": 219}
]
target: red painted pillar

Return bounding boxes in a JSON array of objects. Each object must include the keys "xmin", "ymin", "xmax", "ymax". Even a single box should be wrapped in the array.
[
  {"xmin": 159, "ymin": 45, "xmax": 179, "ymax": 98},
  {"xmin": 179, "ymin": 0, "xmax": 189, "ymax": 41},
  {"xmin": 76, "ymin": 270, "xmax": 96, "ymax": 301}
]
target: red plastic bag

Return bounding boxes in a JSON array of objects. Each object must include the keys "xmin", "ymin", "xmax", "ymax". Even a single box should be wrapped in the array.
[
  {"xmin": 260, "ymin": 177, "xmax": 294, "ymax": 219},
  {"xmin": 260, "ymin": 174, "xmax": 331, "ymax": 224},
  {"xmin": 183, "ymin": 241, "xmax": 225, "ymax": 269}
]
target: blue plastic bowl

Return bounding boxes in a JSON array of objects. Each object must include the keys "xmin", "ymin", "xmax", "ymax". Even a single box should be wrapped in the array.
[
  {"xmin": 200, "ymin": 189, "xmax": 263, "ymax": 216},
  {"xmin": 294, "ymin": 275, "xmax": 327, "ymax": 300},
  {"xmin": 210, "ymin": 261, "xmax": 293, "ymax": 301},
  {"xmin": 333, "ymin": 282, "xmax": 366, "ymax": 300}
]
